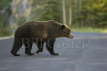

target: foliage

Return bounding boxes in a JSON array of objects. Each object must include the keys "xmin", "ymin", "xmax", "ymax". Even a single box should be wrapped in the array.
[
  {"xmin": 1, "ymin": 0, "xmax": 107, "ymax": 37},
  {"xmin": 0, "ymin": 0, "xmax": 12, "ymax": 37},
  {"xmin": 75, "ymin": 0, "xmax": 107, "ymax": 27},
  {"xmin": 32, "ymin": 0, "xmax": 62, "ymax": 23},
  {"xmin": 0, "ymin": 25, "xmax": 12, "ymax": 37},
  {"xmin": 0, "ymin": 0, "xmax": 12, "ymax": 8}
]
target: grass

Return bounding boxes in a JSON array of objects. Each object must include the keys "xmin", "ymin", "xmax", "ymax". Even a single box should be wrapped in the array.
[
  {"xmin": 0, "ymin": 27, "xmax": 12, "ymax": 37},
  {"xmin": 72, "ymin": 27, "xmax": 107, "ymax": 33}
]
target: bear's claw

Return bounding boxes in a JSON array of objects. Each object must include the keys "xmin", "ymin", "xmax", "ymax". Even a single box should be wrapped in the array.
[{"xmin": 51, "ymin": 53, "xmax": 59, "ymax": 56}]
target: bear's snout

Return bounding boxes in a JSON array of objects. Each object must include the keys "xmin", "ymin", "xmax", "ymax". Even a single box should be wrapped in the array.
[{"xmin": 68, "ymin": 34, "xmax": 74, "ymax": 39}]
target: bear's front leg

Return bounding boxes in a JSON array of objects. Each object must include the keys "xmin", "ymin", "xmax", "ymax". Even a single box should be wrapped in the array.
[
  {"xmin": 46, "ymin": 47, "xmax": 59, "ymax": 56},
  {"xmin": 46, "ymin": 39, "xmax": 59, "ymax": 56}
]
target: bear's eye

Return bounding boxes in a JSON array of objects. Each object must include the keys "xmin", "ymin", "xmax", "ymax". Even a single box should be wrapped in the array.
[{"xmin": 63, "ymin": 29, "xmax": 71, "ymax": 34}]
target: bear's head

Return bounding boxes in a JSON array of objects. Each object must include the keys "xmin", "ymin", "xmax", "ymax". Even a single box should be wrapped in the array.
[
  {"xmin": 48, "ymin": 20, "xmax": 74, "ymax": 39},
  {"xmin": 59, "ymin": 24, "xmax": 73, "ymax": 39}
]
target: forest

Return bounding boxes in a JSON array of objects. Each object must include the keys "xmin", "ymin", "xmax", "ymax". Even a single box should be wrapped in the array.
[{"xmin": 0, "ymin": 0, "xmax": 107, "ymax": 36}]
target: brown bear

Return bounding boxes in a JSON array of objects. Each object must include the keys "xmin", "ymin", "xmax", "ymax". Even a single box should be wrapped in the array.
[{"xmin": 10, "ymin": 20, "xmax": 73, "ymax": 56}]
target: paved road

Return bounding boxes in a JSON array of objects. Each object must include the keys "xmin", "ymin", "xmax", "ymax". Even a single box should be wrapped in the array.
[{"xmin": 0, "ymin": 32, "xmax": 107, "ymax": 71}]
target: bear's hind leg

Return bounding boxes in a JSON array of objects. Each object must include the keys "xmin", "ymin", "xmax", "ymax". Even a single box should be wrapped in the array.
[
  {"xmin": 11, "ymin": 38, "xmax": 22, "ymax": 56},
  {"xmin": 24, "ymin": 38, "xmax": 34, "ymax": 56}
]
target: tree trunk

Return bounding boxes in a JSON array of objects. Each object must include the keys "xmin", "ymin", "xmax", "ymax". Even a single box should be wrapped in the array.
[
  {"xmin": 68, "ymin": 0, "xmax": 72, "ymax": 26},
  {"xmin": 62, "ymin": 0, "xmax": 67, "ymax": 24}
]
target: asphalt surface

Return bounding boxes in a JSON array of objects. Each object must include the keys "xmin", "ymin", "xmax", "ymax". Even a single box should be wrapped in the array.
[{"xmin": 0, "ymin": 32, "xmax": 107, "ymax": 71}]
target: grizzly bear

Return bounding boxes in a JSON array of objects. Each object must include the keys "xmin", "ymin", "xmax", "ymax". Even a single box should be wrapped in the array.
[{"xmin": 10, "ymin": 20, "xmax": 73, "ymax": 56}]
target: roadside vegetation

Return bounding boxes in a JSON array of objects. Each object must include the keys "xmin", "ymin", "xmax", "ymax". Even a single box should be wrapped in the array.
[{"xmin": 0, "ymin": 0, "xmax": 107, "ymax": 37}]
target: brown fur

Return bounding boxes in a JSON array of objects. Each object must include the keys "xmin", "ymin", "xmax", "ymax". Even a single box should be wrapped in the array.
[{"xmin": 10, "ymin": 20, "xmax": 73, "ymax": 56}]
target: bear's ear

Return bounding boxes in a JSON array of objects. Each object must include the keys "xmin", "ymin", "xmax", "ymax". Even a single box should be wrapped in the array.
[{"xmin": 61, "ymin": 24, "xmax": 66, "ymax": 30}]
